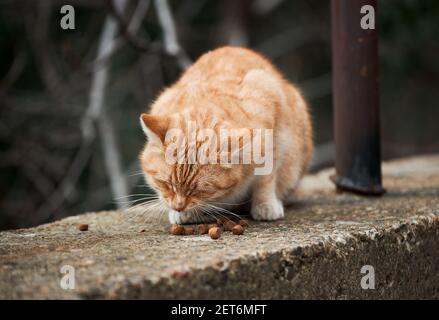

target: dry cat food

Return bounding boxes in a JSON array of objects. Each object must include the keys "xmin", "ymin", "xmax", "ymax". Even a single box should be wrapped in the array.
[
  {"xmin": 232, "ymin": 224, "xmax": 244, "ymax": 235},
  {"xmin": 184, "ymin": 227, "xmax": 194, "ymax": 235},
  {"xmin": 197, "ymin": 224, "xmax": 208, "ymax": 235},
  {"xmin": 208, "ymin": 227, "xmax": 221, "ymax": 240},
  {"xmin": 170, "ymin": 224, "xmax": 185, "ymax": 235},
  {"xmin": 238, "ymin": 219, "xmax": 249, "ymax": 227},
  {"xmin": 169, "ymin": 218, "xmax": 250, "ymax": 239},
  {"xmin": 224, "ymin": 220, "xmax": 236, "ymax": 231},
  {"xmin": 78, "ymin": 223, "xmax": 89, "ymax": 231},
  {"xmin": 208, "ymin": 223, "xmax": 218, "ymax": 230}
]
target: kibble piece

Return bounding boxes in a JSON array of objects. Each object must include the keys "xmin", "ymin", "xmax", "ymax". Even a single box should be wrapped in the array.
[
  {"xmin": 224, "ymin": 221, "xmax": 236, "ymax": 231},
  {"xmin": 197, "ymin": 224, "xmax": 208, "ymax": 235},
  {"xmin": 171, "ymin": 271, "xmax": 187, "ymax": 280},
  {"xmin": 232, "ymin": 224, "xmax": 244, "ymax": 235},
  {"xmin": 184, "ymin": 227, "xmax": 194, "ymax": 235},
  {"xmin": 170, "ymin": 224, "xmax": 184, "ymax": 235},
  {"xmin": 238, "ymin": 219, "xmax": 249, "ymax": 227},
  {"xmin": 208, "ymin": 223, "xmax": 218, "ymax": 230},
  {"xmin": 209, "ymin": 227, "xmax": 221, "ymax": 240},
  {"xmin": 78, "ymin": 224, "xmax": 89, "ymax": 231}
]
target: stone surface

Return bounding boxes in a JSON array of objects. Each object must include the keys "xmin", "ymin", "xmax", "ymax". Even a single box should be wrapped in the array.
[{"xmin": 1, "ymin": 155, "xmax": 439, "ymax": 299}]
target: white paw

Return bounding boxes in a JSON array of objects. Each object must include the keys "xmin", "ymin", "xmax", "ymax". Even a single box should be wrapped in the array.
[{"xmin": 251, "ymin": 198, "xmax": 284, "ymax": 221}]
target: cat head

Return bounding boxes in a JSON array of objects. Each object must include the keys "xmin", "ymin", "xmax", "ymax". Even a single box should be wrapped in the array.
[{"xmin": 139, "ymin": 113, "xmax": 250, "ymax": 213}]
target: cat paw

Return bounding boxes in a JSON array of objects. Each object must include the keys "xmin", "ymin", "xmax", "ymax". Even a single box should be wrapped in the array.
[{"xmin": 251, "ymin": 198, "xmax": 284, "ymax": 221}]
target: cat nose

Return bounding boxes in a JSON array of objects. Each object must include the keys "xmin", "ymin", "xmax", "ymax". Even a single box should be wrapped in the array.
[{"xmin": 172, "ymin": 195, "xmax": 186, "ymax": 212}]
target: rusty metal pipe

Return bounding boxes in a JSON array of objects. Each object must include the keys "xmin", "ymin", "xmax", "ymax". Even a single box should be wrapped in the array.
[{"xmin": 330, "ymin": 0, "xmax": 385, "ymax": 195}]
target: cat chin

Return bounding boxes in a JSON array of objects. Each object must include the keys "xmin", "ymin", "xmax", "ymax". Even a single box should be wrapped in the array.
[{"xmin": 167, "ymin": 209, "xmax": 216, "ymax": 225}]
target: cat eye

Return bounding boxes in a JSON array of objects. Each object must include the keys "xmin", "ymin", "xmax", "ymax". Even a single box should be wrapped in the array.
[
  {"xmin": 198, "ymin": 182, "xmax": 212, "ymax": 189},
  {"xmin": 153, "ymin": 178, "xmax": 171, "ymax": 190}
]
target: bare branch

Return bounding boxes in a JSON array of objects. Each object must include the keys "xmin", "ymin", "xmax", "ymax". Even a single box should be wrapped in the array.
[
  {"xmin": 218, "ymin": 0, "xmax": 251, "ymax": 46},
  {"xmin": 153, "ymin": 0, "xmax": 191, "ymax": 69},
  {"xmin": 81, "ymin": 160, "xmax": 145, "ymax": 212},
  {"xmin": 105, "ymin": 0, "xmax": 152, "ymax": 53},
  {"xmin": 98, "ymin": 113, "xmax": 130, "ymax": 209},
  {"xmin": 34, "ymin": 142, "xmax": 94, "ymax": 223},
  {"xmin": 0, "ymin": 49, "xmax": 26, "ymax": 98},
  {"xmin": 87, "ymin": 0, "xmax": 153, "ymax": 86},
  {"xmin": 127, "ymin": 0, "xmax": 151, "ymax": 32},
  {"xmin": 22, "ymin": 163, "xmax": 55, "ymax": 198},
  {"xmin": 81, "ymin": 0, "xmax": 128, "ymax": 140},
  {"xmin": 35, "ymin": 0, "xmax": 131, "ymax": 221},
  {"xmin": 25, "ymin": 1, "xmax": 66, "ymax": 103},
  {"xmin": 82, "ymin": 0, "xmax": 128, "ymax": 207},
  {"xmin": 251, "ymin": 0, "xmax": 286, "ymax": 15},
  {"xmin": 82, "ymin": 0, "xmax": 130, "ymax": 209}
]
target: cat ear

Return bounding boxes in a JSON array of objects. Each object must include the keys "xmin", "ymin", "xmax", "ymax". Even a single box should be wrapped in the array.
[{"xmin": 140, "ymin": 113, "xmax": 170, "ymax": 144}]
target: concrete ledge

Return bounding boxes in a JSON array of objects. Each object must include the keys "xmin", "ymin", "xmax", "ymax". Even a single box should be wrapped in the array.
[{"xmin": 1, "ymin": 155, "xmax": 439, "ymax": 299}]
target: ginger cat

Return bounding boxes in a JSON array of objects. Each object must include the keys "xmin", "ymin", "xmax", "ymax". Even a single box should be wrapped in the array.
[{"xmin": 139, "ymin": 47, "xmax": 313, "ymax": 224}]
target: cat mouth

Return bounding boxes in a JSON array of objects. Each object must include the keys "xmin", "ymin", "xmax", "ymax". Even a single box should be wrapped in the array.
[{"xmin": 169, "ymin": 206, "xmax": 195, "ymax": 214}]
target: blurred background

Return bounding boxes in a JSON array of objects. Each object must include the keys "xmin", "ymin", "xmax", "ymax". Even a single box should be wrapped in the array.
[{"xmin": 0, "ymin": 0, "xmax": 438, "ymax": 230}]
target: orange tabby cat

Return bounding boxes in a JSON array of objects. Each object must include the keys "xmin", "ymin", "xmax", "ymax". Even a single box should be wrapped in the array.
[{"xmin": 139, "ymin": 47, "xmax": 313, "ymax": 224}]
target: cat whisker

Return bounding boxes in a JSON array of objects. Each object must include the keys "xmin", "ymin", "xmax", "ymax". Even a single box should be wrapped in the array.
[
  {"xmin": 134, "ymin": 203, "xmax": 166, "ymax": 226},
  {"xmin": 112, "ymin": 196, "xmax": 159, "ymax": 206},
  {"xmin": 200, "ymin": 207, "xmax": 228, "ymax": 221},
  {"xmin": 113, "ymin": 193, "xmax": 158, "ymax": 200},
  {"xmin": 126, "ymin": 172, "xmax": 145, "ymax": 177},
  {"xmin": 123, "ymin": 199, "xmax": 166, "ymax": 224},
  {"xmin": 186, "ymin": 204, "xmax": 213, "ymax": 224},
  {"xmin": 203, "ymin": 203, "xmax": 242, "ymax": 220},
  {"xmin": 197, "ymin": 203, "xmax": 236, "ymax": 223},
  {"xmin": 192, "ymin": 207, "xmax": 204, "ymax": 224},
  {"xmin": 111, "ymin": 193, "xmax": 158, "ymax": 207},
  {"xmin": 140, "ymin": 202, "xmax": 168, "ymax": 225},
  {"xmin": 124, "ymin": 199, "xmax": 161, "ymax": 212},
  {"xmin": 210, "ymin": 199, "xmax": 250, "ymax": 206},
  {"xmin": 137, "ymin": 184, "xmax": 152, "ymax": 188}
]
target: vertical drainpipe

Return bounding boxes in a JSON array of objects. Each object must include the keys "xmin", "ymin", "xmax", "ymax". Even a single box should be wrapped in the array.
[{"xmin": 330, "ymin": 0, "xmax": 385, "ymax": 195}]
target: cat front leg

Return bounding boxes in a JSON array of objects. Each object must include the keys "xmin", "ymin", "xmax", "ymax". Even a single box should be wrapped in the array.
[{"xmin": 250, "ymin": 175, "xmax": 284, "ymax": 221}]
